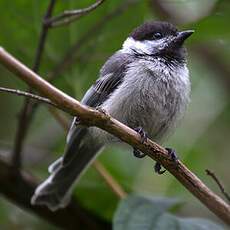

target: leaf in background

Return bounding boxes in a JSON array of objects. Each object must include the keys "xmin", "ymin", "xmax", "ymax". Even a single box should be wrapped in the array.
[
  {"xmin": 113, "ymin": 195, "xmax": 224, "ymax": 230},
  {"xmin": 186, "ymin": 0, "xmax": 230, "ymax": 43}
]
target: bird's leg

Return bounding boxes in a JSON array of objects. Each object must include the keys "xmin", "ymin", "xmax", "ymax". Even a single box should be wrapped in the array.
[
  {"xmin": 154, "ymin": 147, "xmax": 178, "ymax": 175},
  {"xmin": 133, "ymin": 127, "xmax": 148, "ymax": 158}
]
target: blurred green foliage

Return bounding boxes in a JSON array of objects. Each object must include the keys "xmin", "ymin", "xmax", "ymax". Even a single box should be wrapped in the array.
[
  {"xmin": 113, "ymin": 195, "xmax": 224, "ymax": 230},
  {"xmin": 0, "ymin": 0, "xmax": 229, "ymax": 229}
]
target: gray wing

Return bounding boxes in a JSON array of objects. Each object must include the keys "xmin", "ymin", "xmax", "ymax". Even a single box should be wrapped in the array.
[
  {"xmin": 81, "ymin": 51, "xmax": 133, "ymax": 107},
  {"xmin": 65, "ymin": 51, "xmax": 133, "ymax": 162},
  {"xmin": 31, "ymin": 51, "xmax": 134, "ymax": 210}
]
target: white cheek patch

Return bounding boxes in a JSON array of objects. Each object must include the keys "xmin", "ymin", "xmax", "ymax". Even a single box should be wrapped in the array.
[{"xmin": 122, "ymin": 37, "xmax": 164, "ymax": 55}]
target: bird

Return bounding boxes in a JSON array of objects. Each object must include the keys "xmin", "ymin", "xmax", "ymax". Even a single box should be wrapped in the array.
[{"xmin": 31, "ymin": 21, "xmax": 193, "ymax": 211}]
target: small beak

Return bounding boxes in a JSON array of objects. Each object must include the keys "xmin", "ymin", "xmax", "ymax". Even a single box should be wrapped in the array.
[{"xmin": 173, "ymin": 30, "xmax": 194, "ymax": 46}]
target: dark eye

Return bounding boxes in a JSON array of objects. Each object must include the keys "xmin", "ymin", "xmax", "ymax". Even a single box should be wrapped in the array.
[{"xmin": 152, "ymin": 32, "xmax": 163, "ymax": 40}]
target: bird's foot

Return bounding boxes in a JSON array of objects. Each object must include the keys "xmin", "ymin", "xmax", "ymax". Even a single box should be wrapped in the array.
[
  {"xmin": 133, "ymin": 127, "xmax": 148, "ymax": 158},
  {"xmin": 165, "ymin": 147, "xmax": 178, "ymax": 162},
  {"xmin": 154, "ymin": 147, "xmax": 178, "ymax": 175},
  {"xmin": 154, "ymin": 162, "xmax": 166, "ymax": 174},
  {"xmin": 96, "ymin": 107, "xmax": 110, "ymax": 119},
  {"xmin": 74, "ymin": 117, "xmax": 81, "ymax": 126}
]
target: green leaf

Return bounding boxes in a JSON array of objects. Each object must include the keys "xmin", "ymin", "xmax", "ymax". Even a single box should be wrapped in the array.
[
  {"xmin": 186, "ymin": 0, "xmax": 230, "ymax": 43},
  {"xmin": 113, "ymin": 195, "xmax": 224, "ymax": 230}
]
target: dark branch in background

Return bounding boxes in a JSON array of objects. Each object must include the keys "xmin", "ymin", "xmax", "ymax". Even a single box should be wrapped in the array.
[
  {"xmin": 45, "ymin": 0, "xmax": 106, "ymax": 28},
  {"xmin": 206, "ymin": 169, "xmax": 230, "ymax": 203},
  {"xmin": 48, "ymin": 0, "xmax": 139, "ymax": 81},
  {"xmin": 11, "ymin": 0, "xmax": 56, "ymax": 170},
  {"xmin": 0, "ymin": 157, "xmax": 110, "ymax": 230},
  {"xmin": 0, "ymin": 48, "xmax": 229, "ymax": 225}
]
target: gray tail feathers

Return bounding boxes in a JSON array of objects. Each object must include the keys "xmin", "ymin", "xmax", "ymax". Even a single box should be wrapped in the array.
[{"xmin": 31, "ymin": 128, "xmax": 102, "ymax": 211}]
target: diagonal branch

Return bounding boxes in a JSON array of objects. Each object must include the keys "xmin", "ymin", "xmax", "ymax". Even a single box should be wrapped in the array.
[
  {"xmin": 45, "ymin": 0, "xmax": 106, "ymax": 28},
  {"xmin": 0, "ymin": 157, "xmax": 110, "ymax": 230},
  {"xmin": 11, "ymin": 0, "xmax": 136, "ymax": 171},
  {"xmin": 48, "ymin": 108, "xmax": 127, "ymax": 199},
  {"xmin": 0, "ymin": 86, "xmax": 127, "ymax": 199},
  {"xmin": 7, "ymin": 0, "xmax": 134, "ymax": 197},
  {"xmin": 11, "ymin": 0, "xmax": 56, "ymax": 170},
  {"xmin": 0, "ymin": 47, "xmax": 229, "ymax": 224}
]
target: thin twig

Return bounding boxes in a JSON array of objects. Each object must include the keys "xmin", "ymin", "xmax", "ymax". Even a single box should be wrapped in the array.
[
  {"xmin": 48, "ymin": 0, "xmax": 139, "ymax": 82},
  {"xmin": 93, "ymin": 161, "xmax": 127, "ymax": 199},
  {"xmin": 45, "ymin": 0, "xmax": 106, "ymax": 28},
  {"xmin": 206, "ymin": 169, "xmax": 230, "ymax": 203},
  {"xmin": 0, "ymin": 47, "xmax": 229, "ymax": 224},
  {"xmin": 11, "ymin": 0, "xmax": 56, "ymax": 170},
  {"xmin": 0, "ymin": 87, "xmax": 57, "ymax": 107}
]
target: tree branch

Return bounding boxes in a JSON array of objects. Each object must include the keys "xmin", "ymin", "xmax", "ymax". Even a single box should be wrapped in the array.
[
  {"xmin": 11, "ymin": 0, "xmax": 56, "ymax": 170},
  {"xmin": 0, "ymin": 86, "xmax": 127, "ymax": 199},
  {"xmin": 11, "ymin": 0, "xmax": 136, "ymax": 170},
  {"xmin": 45, "ymin": 0, "xmax": 106, "ymax": 28},
  {"xmin": 0, "ymin": 157, "xmax": 110, "ymax": 230},
  {"xmin": 206, "ymin": 169, "xmax": 230, "ymax": 203},
  {"xmin": 0, "ymin": 47, "xmax": 229, "ymax": 224},
  {"xmin": 2, "ymin": 0, "xmax": 132, "ymax": 199},
  {"xmin": 48, "ymin": 107, "xmax": 127, "ymax": 199},
  {"xmin": 47, "ymin": 0, "xmax": 139, "ymax": 82}
]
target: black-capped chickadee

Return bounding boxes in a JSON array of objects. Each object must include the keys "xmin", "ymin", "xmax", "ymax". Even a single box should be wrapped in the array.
[{"xmin": 31, "ymin": 21, "xmax": 193, "ymax": 211}]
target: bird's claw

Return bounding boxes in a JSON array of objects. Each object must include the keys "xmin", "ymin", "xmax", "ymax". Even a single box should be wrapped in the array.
[
  {"xmin": 133, "ymin": 148, "xmax": 146, "ymax": 158},
  {"xmin": 132, "ymin": 127, "xmax": 148, "ymax": 158},
  {"xmin": 165, "ymin": 147, "xmax": 178, "ymax": 162},
  {"xmin": 154, "ymin": 162, "xmax": 166, "ymax": 174},
  {"xmin": 134, "ymin": 127, "xmax": 148, "ymax": 144},
  {"xmin": 154, "ymin": 148, "xmax": 178, "ymax": 175}
]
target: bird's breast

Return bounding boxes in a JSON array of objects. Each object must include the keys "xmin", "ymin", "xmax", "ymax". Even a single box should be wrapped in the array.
[{"xmin": 102, "ymin": 60, "xmax": 190, "ymax": 141}]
